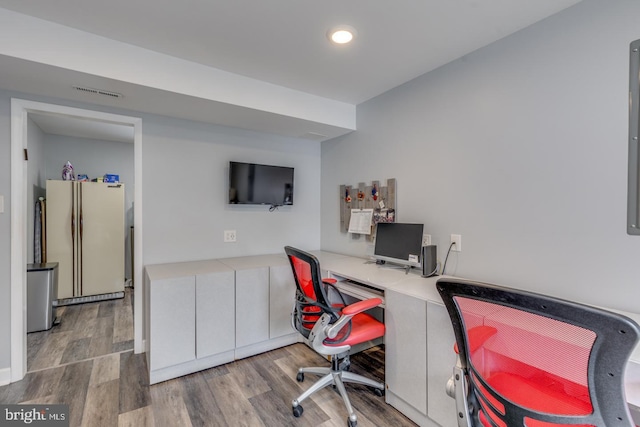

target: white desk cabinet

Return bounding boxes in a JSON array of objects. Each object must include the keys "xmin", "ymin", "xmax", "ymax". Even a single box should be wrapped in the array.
[
  {"xmin": 426, "ymin": 300, "xmax": 458, "ymax": 427},
  {"xmin": 146, "ymin": 260, "xmax": 237, "ymax": 384},
  {"xmin": 385, "ymin": 289, "xmax": 428, "ymax": 420},
  {"xmin": 220, "ymin": 255, "xmax": 298, "ymax": 359},
  {"xmin": 235, "ymin": 267, "xmax": 270, "ymax": 348},
  {"xmin": 146, "ymin": 255, "xmax": 299, "ymax": 384},
  {"xmin": 149, "ymin": 275, "xmax": 195, "ymax": 371},
  {"xmin": 196, "ymin": 271, "xmax": 235, "ymax": 359},
  {"xmin": 269, "ymin": 264, "xmax": 296, "ymax": 339}
]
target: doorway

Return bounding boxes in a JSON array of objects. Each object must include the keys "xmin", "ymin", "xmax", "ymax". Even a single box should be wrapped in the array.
[{"xmin": 10, "ymin": 98, "xmax": 143, "ymax": 383}]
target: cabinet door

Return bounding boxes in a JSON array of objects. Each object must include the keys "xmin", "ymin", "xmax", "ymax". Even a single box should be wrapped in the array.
[
  {"xmin": 269, "ymin": 265, "xmax": 296, "ymax": 339},
  {"xmin": 150, "ymin": 276, "xmax": 195, "ymax": 370},
  {"xmin": 427, "ymin": 301, "xmax": 458, "ymax": 427},
  {"xmin": 196, "ymin": 271, "xmax": 235, "ymax": 358},
  {"xmin": 80, "ymin": 182, "xmax": 125, "ymax": 295},
  {"xmin": 385, "ymin": 289, "xmax": 427, "ymax": 415},
  {"xmin": 46, "ymin": 180, "xmax": 76, "ymax": 299},
  {"xmin": 235, "ymin": 267, "xmax": 269, "ymax": 348}
]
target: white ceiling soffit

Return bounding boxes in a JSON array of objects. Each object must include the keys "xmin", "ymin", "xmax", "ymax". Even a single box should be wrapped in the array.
[{"xmin": 0, "ymin": 55, "xmax": 354, "ymax": 141}]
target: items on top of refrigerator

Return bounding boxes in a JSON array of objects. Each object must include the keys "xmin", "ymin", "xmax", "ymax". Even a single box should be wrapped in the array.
[{"xmin": 62, "ymin": 161, "xmax": 75, "ymax": 181}]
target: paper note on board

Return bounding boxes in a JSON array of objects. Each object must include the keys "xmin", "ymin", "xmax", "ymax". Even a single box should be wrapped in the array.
[{"xmin": 348, "ymin": 209, "xmax": 373, "ymax": 235}]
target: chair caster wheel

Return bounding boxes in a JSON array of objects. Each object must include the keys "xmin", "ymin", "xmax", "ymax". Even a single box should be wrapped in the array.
[
  {"xmin": 347, "ymin": 417, "xmax": 357, "ymax": 427},
  {"xmin": 292, "ymin": 405, "xmax": 303, "ymax": 418},
  {"xmin": 296, "ymin": 372, "xmax": 304, "ymax": 382},
  {"xmin": 373, "ymin": 387, "xmax": 384, "ymax": 397}
]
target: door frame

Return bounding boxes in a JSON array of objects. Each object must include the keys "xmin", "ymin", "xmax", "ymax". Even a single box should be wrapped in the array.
[{"xmin": 10, "ymin": 98, "xmax": 143, "ymax": 382}]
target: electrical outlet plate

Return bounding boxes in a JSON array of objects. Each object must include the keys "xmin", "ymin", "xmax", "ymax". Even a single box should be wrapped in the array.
[
  {"xmin": 422, "ymin": 234, "xmax": 431, "ymax": 246},
  {"xmin": 451, "ymin": 234, "xmax": 462, "ymax": 252},
  {"xmin": 224, "ymin": 230, "xmax": 236, "ymax": 243}
]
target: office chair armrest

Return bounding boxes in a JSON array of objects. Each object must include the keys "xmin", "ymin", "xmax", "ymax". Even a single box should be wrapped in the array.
[
  {"xmin": 341, "ymin": 298, "xmax": 383, "ymax": 316},
  {"xmin": 327, "ymin": 298, "xmax": 383, "ymax": 340},
  {"xmin": 453, "ymin": 325, "xmax": 497, "ymax": 354}
]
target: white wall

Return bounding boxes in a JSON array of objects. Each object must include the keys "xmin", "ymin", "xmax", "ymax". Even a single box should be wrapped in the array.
[
  {"xmin": 0, "ymin": 89, "xmax": 322, "ymax": 373},
  {"xmin": 43, "ymin": 134, "xmax": 135, "ymax": 279},
  {"xmin": 321, "ymin": 0, "xmax": 640, "ymax": 312},
  {"xmin": 26, "ymin": 118, "xmax": 46, "ymax": 264},
  {"xmin": 141, "ymin": 115, "xmax": 321, "ymax": 264},
  {"xmin": 0, "ymin": 94, "xmax": 10, "ymax": 369}
]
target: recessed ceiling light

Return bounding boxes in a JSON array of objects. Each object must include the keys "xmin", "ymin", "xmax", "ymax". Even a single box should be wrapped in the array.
[{"xmin": 328, "ymin": 25, "xmax": 357, "ymax": 45}]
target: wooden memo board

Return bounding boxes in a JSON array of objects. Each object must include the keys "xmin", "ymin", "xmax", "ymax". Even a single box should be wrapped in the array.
[{"xmin": 339, "ymin": 178, "xmax": 396, "ymax": 240}]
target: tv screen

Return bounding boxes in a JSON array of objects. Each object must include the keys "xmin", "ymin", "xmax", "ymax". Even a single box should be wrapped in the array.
[
  {"xmin": 373, "ymin": 222, "xmax": 424, "ymax": 268},
  {"xmin": 228, "ymin": 161, "xmax": 294, "ymax": 206}
]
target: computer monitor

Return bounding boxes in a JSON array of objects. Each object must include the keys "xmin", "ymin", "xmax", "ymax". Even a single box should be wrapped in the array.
[{"xmin": 373, "ymin": 222, "xmax": 424, "ymax": 269}]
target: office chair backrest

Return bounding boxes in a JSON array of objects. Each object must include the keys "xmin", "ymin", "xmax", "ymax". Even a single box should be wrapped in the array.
[
  {"xmin": 437, "ymin": 278, "xmax": 640, "ymax": 427},
  {"xmin": 285, "ymin": 246, "xmax": 339, "ymax": 339}
]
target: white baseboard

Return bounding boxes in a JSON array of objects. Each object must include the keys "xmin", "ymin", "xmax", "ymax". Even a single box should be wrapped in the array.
[
  {"xmin": 235, "ymin": 334, "xmax": 298, "ymax": 360},
  {"xmin": 0, "ymin": 367, "xmax": 11, "ymax": 386},
  {"xmin": 149, "ymin": 350, "xmax": 235, "ymax": 385}
]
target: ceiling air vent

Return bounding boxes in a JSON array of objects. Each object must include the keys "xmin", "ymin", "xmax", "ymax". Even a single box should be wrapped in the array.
[{"xmin": 72, "ymin": 85, "xmax": 123, "ymax": 99}]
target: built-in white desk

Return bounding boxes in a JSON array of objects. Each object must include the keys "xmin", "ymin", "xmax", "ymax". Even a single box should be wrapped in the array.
[
  {"xmin": 145, "ymin": 251, "xmax": 640, "ymax": 426},
  {"xmin": 315, "ymin": 251, "xmax": 640, "ymax": 427},
  {"xmin": 316, "ymin": 253, "xmax": 457, "ymax": 426}
]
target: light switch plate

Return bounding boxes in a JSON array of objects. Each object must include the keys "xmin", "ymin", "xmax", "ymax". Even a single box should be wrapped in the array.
[{"xmin": 0, "ymin": 195, "xmax": 4, "ymax": 213}]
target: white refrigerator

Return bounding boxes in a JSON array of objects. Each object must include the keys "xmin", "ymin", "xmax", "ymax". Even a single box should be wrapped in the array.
[{"xmin": 46, "ymin": 180, "xmax": 125, "ymax": 300}]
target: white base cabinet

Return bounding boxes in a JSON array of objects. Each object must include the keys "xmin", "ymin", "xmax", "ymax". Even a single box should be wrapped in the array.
[
  {"xmin": 269, "ymin": 264, "xmax": 297, "ymax": 339},
  {"xmin": 196, "ymin": 271, "xmax": 236, "ymax": 359},
  {"xmin": 149, "ymin": 275, "xmax": 195, "ymax": 371},
  {"xmin": 385, "ymin": 289, "xmax": 429, "ymax": 424},
  {"xmin": 146, "ymin": 260, "xmax": 236, "ymax": 384},
  {"xmin": 219, "ymin": 256, "xmax": 299, "ymax": 360},
  {"xmin": 426, "ymin": 301, "xmax": 458, "ymax": 427},
  {"xmin": 235, "ymin": 267, "xmax": 270, "ymax": 348},
  {"xmin": 146, "ymin": 255, "xmax": 298, "ymax": 384}
]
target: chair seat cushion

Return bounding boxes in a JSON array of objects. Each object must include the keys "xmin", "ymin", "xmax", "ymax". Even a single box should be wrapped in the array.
[
  {"xmin": 478, "ymin": 371, "xmax": 593, "ymax": 427},
  {"xmin": 325, "ymin": 312, "xmax": 385, "ymax": 347},
  {"xmin": 488, "ymin": 371, "xmax": 591, "ymax": 415}
]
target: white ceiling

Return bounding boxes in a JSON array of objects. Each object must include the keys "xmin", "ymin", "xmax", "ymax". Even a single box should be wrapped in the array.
[
  {"xmin": 29, "ymin": 112, "xmax": 134, "ymax": 143},
  {"xmin": 0, "ymin": 0, "xmax": 583, "ymax": 140}
]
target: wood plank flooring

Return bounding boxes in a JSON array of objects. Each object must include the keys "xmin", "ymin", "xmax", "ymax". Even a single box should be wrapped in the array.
[
  {"xmin": 27, "ymin": 290, "xmax": 134, "ymax": 372},
  {"xmin": 2, "ymin": 289, "xmax": 418, "ymax": 427}
]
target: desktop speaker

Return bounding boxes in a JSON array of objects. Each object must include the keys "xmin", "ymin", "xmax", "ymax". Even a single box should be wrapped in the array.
[{"xmin": 421, "ymin": 245, "xmax": 437, "ymax": 277}]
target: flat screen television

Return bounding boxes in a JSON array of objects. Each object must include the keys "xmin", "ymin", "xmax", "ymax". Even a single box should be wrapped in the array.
[
  {"xmin": 228, "ymin": 161, "xmax": 294, "ymax": 206},
  {"xmin": 373, "ymin": 222, "xmax": 424, "ymax": 269}
]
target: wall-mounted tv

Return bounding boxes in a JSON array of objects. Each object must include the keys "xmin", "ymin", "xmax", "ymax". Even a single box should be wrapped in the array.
[
  {"xmin": 373, "ymin": 222, "xmax": 424, "ymax": 270},
  {"xmin": 228, "ymin": 161, "xmax": 294, "ymax": 207}
]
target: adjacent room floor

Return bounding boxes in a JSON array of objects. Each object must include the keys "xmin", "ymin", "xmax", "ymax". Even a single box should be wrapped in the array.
[{"xmin": 1, "ymin": 290, "xmax": 417, "ymax": 427}]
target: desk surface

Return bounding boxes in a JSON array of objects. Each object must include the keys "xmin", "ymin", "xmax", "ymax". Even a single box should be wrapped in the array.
[{"xmin": 312, "ymin": 250, "xmax": 640, "ymax": 410}]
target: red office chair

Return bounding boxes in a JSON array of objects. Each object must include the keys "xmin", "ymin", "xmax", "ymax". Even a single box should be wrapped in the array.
[
  {"xmin": 437, "ymin": 278, "xmax": 640, "ymax": 427},
  {"xmin": 284, "ymin": 246, "xmax": 386, "ymax": 427}
]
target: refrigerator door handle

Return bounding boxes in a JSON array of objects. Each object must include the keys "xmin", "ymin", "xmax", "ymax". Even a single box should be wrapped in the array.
[{"xmin": 79, "ymin": 184, "xmax": 83, "ymax": 296}]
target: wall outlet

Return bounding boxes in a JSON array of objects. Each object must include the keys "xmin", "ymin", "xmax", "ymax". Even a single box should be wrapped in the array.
[
  {"xmin": 224, "ymin": 230, "xmax": 237, "ymax": 243},
  {"xmin": 422, "ymin": 234, "xmax": 431, "ymax": 246},
  {"xmin": 450, "ymin": 234, "xmax": 462, "ymax": 252}
]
